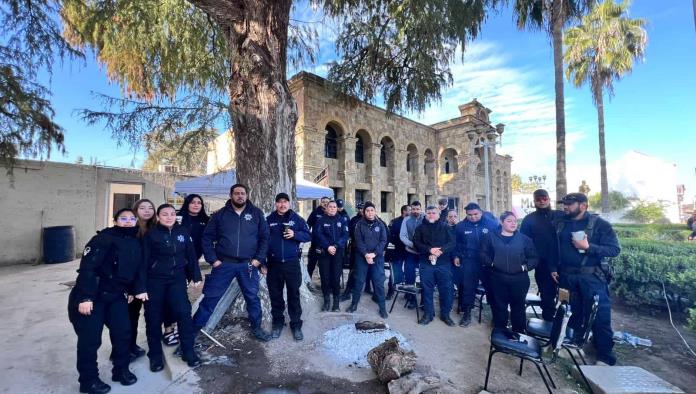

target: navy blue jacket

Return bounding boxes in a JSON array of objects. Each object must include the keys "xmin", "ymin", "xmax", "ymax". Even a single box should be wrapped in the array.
[
  {"xmin": 307, "ymin": 206, "xmax": 325, "ymax": 230},
  {"xmin": 455, "ymin": 215, "xmax": 500, "ymax": 261},
  {"xmin": 266, "ymin": 209, "xmax": 311, "ymax": 263},
  {"xmin": 520, "ymin": 207, "xmax": 563, "ymax": 271},
  {"xmin": 389, "ymin": 216, "xmax": 407, "ymax": 259},
  {"xmin": 313, "ymin": 214, "xmax": 349, "ymax": 251},
  {"xmin": 202, "ymin": 200, "xmax": 270, "ymax": 264},
  {"xmin": 439, "ymin": 208, "xmax": 449, "ymax": 223},
  {"xmin": 553, "ymin": 213, "xmax": 620, "ymax": 272},
  {"xmin": 354, "ymin": 218, "xmax": 388, "ymax": 258},
  {"xmin": 74, "ymin": 226, "xmax": 144, "ymax": 301},
  {"xmin": 142, "ymin": 223, "xmax": 202, "ymax": 284},
  {"xmin": 413, "ymin": 220, "xmax": 456, "ymax": 266},
  {"xmin": 180, "ymin": 212, "xmax": 209, "ymax": 259},
  {"xmin": 480, "ymin": 231, "xmax": 538, "ymax": 274}
]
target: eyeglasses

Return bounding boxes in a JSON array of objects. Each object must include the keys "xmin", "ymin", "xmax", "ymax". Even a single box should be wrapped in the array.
[{"xmin": 118, "ymin": 217, "xmax": 138, "ymax": 222}]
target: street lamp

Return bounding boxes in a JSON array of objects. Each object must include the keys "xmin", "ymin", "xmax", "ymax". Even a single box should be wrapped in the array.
[{"xmin": 468, "ymin": 124, "xmax": 504, "ymax": 211}]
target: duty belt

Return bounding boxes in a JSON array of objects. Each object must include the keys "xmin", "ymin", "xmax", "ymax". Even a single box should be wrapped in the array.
[{"xmin": 561, "ymin": 266, "xmax": 599, "ymax": 275}]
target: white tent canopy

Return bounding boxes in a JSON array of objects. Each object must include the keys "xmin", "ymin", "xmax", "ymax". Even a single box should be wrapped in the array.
[{"xmin": 174, "ymin": 169, "xmax": 333, "ymax": 200}]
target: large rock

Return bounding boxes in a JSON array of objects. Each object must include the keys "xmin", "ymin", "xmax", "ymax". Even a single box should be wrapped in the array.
[
  {"xmin": 387, "ymin": 366, "xmax": 459, "ymax": 394},
  {"xmin": 367, "ymin": 337, "xmax": 417, "ymax": 383}
]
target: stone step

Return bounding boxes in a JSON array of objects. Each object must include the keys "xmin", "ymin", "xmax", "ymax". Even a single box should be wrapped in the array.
[{"xmin": 578, "ymin": 366, "xmax": 684, "ymax": 394}]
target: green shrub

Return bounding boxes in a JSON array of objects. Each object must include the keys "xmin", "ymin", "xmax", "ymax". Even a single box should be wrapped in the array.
[
  {"xmin": 611, "ymin": 239, "xmax": 696, "ymax": 316},
  {"xmin": 613, "ymin": 224, "xmax": 691, "ymax": 241}
]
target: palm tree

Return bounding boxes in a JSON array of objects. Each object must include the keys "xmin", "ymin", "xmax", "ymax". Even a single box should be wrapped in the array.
[
  {"xmin": 513, "ymin": 0, "xmax": 593, "ymax": 201},
  {"xmin": 564, "ymin": 0, "xmax": 647, "ymax": 213}
]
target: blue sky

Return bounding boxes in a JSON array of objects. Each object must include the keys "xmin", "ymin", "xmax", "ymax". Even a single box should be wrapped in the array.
[{"xmin": 40, "ymin": 0, "xmax": 696, "ymax": 199}]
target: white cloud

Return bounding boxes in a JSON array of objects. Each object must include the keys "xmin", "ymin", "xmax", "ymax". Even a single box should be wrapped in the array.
[{"xmin": 409, "ymin": 41, "xmax": 588, "ymax": 185}]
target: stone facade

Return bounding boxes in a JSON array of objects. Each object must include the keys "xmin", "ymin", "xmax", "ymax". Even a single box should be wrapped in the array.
[
  {"xmin": 289, "ymin": 72, "xmax": 512, "ymax": 220},
  {"xmin": 208, "ymin": 72, "xmax": 512, "ymax": 220}
]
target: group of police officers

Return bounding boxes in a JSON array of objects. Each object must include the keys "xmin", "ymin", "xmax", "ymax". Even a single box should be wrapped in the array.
[{"xmin": 70, "ymin": 182, "xmax": 621, "ymax": 393}]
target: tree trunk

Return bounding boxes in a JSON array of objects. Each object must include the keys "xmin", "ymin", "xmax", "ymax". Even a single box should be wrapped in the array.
[
  {"xmin": 188, "ymin": 0, "xmax": 297, "ymax": 213},
  {"xmin": 552, "ymin": 0, "xmax": 567, "ymax": 203},
  {"xmin": 596, "ymin": 89, "xmax": 609, "ymax": 213}
]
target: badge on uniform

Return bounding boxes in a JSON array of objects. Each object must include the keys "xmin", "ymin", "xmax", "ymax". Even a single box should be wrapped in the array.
[
  {"xmin": 375, "ymin": 227, "xmax": 380, "ymax": 232},
  {"xmin": 177, "ymin": 235, "xmax": 185, "ymax": 243},
  {"xmin": 337, "ymin": 222, "xmax": 342, "ymax": 227},
  {"xmin": 83, "ymin": 246, "xmax": 91, "ymax": 256},
  {"xmin": 288, "ymin": 220, "xmax": 295, "ymax": 226},
  {"xmin": 482, "ymin": 228, "xmax": 489, "ymax": 234},
  {"xmin": 244, "ymin": 213, "xmax": 253, "ymax": 221}
]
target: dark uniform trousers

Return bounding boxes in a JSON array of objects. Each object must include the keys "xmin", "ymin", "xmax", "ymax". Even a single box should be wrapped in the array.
[
  {"xmin": 193, "ymin": 260, "xmax": 263, "ymax": 330},
  {"xmin": 535, "ymin": 261, "xmax": 558, "ymax": 321},
  {"xmin": 351, "ymin": 256, "xmax": 386, "ymax": 308},
  {"xmin": 318, "ymin": 250, "xmax": 344, "ymax": 297},
  {"xmin": 489, "ymin": 271, "xmax": 530, "ymax": 332},
  {"xmin": 307, "ymin": 246, "xmax": 319, "ymax": 277},
  {"xmin": 459, "ymin": 258, "xmax": 481, "ymax": 309},
  {"xmin": 560, "ymin": 272, "xmax": 615, "ymax": 365},
  {"xmin": 127, "ymin": 299, "xmax": 175, "ymax": 349},
  {"xmin": 144, "ymin": 273, "xmax": 196, "ymax": 361},
  {"xmin": 419, "ymin": 263, "xmax": 453, "ymax": 318},
  {"xmin": 267, "ymin": 260, "xmax": 303, "ymax": 329},
  {"xmin": 68, "ymin": 289, "xmax": 130, "ymax": 385},
  {"xmin": 403, "ymin": 253, "xmax": 419, "ymax": 302}
]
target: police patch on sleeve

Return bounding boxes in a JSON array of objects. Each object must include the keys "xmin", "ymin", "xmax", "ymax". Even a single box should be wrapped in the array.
[{"xmin": 83, "ymin": 246, "xmax": 91, "ymax": 256}]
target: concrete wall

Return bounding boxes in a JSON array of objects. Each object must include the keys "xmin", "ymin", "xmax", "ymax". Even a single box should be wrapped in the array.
[{"xmin": 0, "ymin": 160, "xmax": 183, "ymax": 266}]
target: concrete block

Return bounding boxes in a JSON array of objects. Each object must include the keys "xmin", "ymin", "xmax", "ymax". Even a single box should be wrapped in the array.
[{"xmin": 579, "ymin": 366, "xmax": 684, "ymax": 394}]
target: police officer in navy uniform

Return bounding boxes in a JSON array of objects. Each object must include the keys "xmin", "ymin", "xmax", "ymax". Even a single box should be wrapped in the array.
[
  {"xmin": 314, "ymin": 200, "xmax": 349, "ymax": 312},
  {"xmin": 141, "ymin": 204, "xmax": 202, "ymax": 371},
  {"xmin": 68, "ymin": 208, "xmax": 144, "ymax": 394},
  {"xmin": 306, "ymin": 196, "xmax": 330, "ymax": 288},
  {"xmin": 340, "ymin": 202, "xmax": 364, "ymax": 301},
  {"xmin": 346, "ymin": 201, "xmax": 389, "ymax": 318},
  {"xmin": 520, "ymin": 189, "xmax": 564, "ymax": 321},
  {"xmin": 266, "ymin": 193, "xmax": 312, "ymax": 341},
  {"xmin": 413, "ymin": 205, "xmax": 457, "ymax": 326},
  {"xmin": 453, "ymin": 202, "xmax": 499, "ymax": 327},
  {"xmin": 193, "ymin": 183, "xmax": 271, "ymax": 342},
  {"xmin": 481, "ymin": 211, "xmax": 539, "ymax": 332},
  {"xmin": 550, "ymin": 193, "xmax": 621, "ymax": 365}
]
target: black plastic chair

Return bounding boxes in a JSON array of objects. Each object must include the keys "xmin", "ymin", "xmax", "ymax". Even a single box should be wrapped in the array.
[
  {"xmin": 388, "ymin": 262, "xmax": 421, "ymax": 322},
  {"xmin": 525, "ymin": 293, "xmax": 543, "ymax": 319},
  {"xmin": 475, "ymin": 283, "xmax": 486, "ymax": 323},
  {"xmin": 484, "ymin": 303, "xmax": 572, "ymax": 394},
  {"xmin": 527, "ymin": 295, "xmax": 599, "ymax": 393}
]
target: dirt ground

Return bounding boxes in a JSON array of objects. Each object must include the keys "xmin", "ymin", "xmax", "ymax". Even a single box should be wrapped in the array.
[
  {"xmin": 191, "ymin": 269, "xmax": 590, "ymax": 394},
  {"xmin": 610, "ymin": 301, "xmax": 696, "ymax": 391}
]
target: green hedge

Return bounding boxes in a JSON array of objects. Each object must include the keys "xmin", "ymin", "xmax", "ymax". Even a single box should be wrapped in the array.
[
  {"xmin": 613, "ymin": 223, "xmax": 692, "ymax": 241},
  {"xmin": 611, "ymin": 238, "xmax": 696, "ymax": 330}
]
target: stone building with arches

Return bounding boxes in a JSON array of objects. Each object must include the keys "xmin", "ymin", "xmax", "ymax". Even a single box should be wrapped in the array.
[{"xmin": 290, "ymin": 72, "xmax": 512, "ymax": 219}]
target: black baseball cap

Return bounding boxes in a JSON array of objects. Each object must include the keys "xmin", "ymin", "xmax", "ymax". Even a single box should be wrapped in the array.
[
  {"xmin": 533, "ymin": 189, "xmax": 549, "ymax": 198},
  {"xmin": 275, "ymin": 192, "xmax": 290, "ymax": 202},
  {"xmin": 560, "ymin": 193, "xmax": 588, "ymax": 204}
]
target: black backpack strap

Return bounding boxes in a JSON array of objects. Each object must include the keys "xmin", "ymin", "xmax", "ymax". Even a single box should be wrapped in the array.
[{"xmin": 580, "ymin": 214, "xmax": 600, "ymax": 267}]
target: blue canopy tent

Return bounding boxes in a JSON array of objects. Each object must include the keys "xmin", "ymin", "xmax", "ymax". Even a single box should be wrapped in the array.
[{"xmin": 173, "ymin": 169, "xmax": 333, "ymax": 200}]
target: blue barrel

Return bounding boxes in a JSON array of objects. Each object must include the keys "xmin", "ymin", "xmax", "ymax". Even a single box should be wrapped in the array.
[{"xmin": 43, "ymin": 225, "xmax": 76, "ymax": 264}]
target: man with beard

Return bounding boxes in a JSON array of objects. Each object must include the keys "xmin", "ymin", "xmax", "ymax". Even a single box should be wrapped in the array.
[
  {"xmin": 520, "ymin": 189, "xmax": 564, "ymax": 321},
  {"xmin": 193, "ymin": 184, "xmax": 271, "ymax": 342},
  {"xmin": 550, "ymin": 193, "xmax": 620, "ymax": 365}
]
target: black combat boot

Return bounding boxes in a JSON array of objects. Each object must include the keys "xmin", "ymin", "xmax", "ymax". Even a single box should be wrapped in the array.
[
  {"xmin": 322, "ymin": 295, "xmax": 331, "ymax": 311},
  {"xmin": 459, "ymin": 307, "xmax": 472, "ymax": 327},
  {"xmin": 331, "ymin": 295, "xmax": 340, "ymax": 312}
]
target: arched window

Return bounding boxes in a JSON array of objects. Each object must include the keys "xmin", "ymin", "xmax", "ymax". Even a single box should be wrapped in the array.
[
  {"xmin": 380, "ymin": 145, "xmax": 387, "ymax": 167},
  {"xmin": 445, "ymin": 158, "xmax": 451, "ymax": 174},
  {"xmin": 324, "ymin": 125, "xmax": 338, "ymax": 159},
  {"xmin": 355, "ymin": 135, "xmax": 364, "ymax": 163}
]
